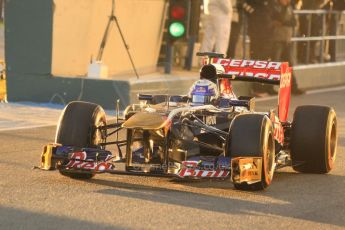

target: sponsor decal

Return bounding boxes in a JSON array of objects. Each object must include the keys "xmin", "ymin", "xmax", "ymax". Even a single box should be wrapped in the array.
[
  {"xmin": 214, "ymin": 58, "xmax": 282, "ymax": 70},
  {"xmin": 271, "ymin": 115, "xmax": 284, "ymax": 144},
  {"xmin": 65, "ymin": 151, "xmax": 113, "ymax": 171},
  {"xmin": 212, "ymin": 58, "xmax": 283, "ymax": 81},
  {"xmin": 273, "ymin": 122, "xmax": 284, "ymax": 144},
  {"xmin": 225, "ymin": 71, "xmax": 281, "ymax": 81},
  {"xmin": 280, "ymin": 72, "xmax": 292, "ymax": 88},
  {"xmin": 195, "ymin": 86, "xmax": 207, "ymax": 93},
  {"xmin": 178, "ymin": 161, "xmax": 230, "ymax": 178}
]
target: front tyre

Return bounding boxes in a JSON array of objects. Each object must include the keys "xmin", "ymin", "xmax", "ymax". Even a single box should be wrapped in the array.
[
  {"xmin": 55, "ymin": 101, "xmax": 107, "ymax": 179},
  {"xmin": 291, "ymin": 105, "xmax": 337, "ymax": 173},
  {"xmin": 228, "ymin": 114, "xmax": 275, "ymax": 190}
]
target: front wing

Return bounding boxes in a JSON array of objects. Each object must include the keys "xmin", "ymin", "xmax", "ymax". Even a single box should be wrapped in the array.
[{"xmin": 40, "ymin": 144, "xmax": 263, "ymax": 183}]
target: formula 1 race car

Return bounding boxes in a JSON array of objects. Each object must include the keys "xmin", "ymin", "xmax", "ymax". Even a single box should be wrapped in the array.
[{"xmin": 40, "ymin": 52, "xmax": 338, "ymax": 190}]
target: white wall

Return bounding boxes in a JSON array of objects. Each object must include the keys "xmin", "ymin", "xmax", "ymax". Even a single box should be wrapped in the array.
[{"xmin": 52, "ymin": 0, "xmax": 166, "ymax": 77}]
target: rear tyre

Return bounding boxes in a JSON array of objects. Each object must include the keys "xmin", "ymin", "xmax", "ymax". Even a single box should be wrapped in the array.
[
  {"xmin": 228, "ymin": 114, "xmax": 275, "ymax": 191},
  {"xmin": 55, "ymin": 101, "xmax": 107, "ymax": 179},
  {"xmin": 291, "ymin": 105, "xmax": 337, "ymax": 173}
]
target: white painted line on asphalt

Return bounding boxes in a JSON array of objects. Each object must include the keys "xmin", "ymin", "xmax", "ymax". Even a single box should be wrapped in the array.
[
  {"xmin": 305, "ymin": 85, "xmax": 345, "ymax": 95},
  {"xmin": 256, "ymin": 85, "xmax": 345, "ymax": 102},
  {"xmin": 0, "ymin": 85, "xmax": 344, "ymax": 132},
  {"xmin": 294, "ymin": 61, "xmax": 345, "ymax": 70},
  {"xmin": 0, "ymin": 123, "xmax": 56, "ymax": 132},
  {"xmin": 130, "ymin": 76, "xmax": 198, "ymax": 84}
]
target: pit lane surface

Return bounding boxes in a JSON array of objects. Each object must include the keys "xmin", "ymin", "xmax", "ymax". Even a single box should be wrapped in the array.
[{"xmin": 0, "ymin": 88, "xmax": 344, "ymax": 230}]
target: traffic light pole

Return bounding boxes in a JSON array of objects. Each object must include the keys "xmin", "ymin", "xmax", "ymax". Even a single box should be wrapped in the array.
[
  {"xmin": 164, "ymin": 42, "xmax": 174, "ymax": 74},
  {"xmin": 184, "ymin": 36, "xmax": 196, "ymax": 70},
  {"xmin": 184, "ymin": 0, "xmax": 201, "ymax": 70}
]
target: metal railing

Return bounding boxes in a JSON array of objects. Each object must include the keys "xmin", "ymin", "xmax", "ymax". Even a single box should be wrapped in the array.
[
  {"xmin": 292, "ymin": 9, "xmax": 345, "ymax": 64},
  {"xmin": 241, "ymin": 9, "xmax": 345, "ymax": 65}
]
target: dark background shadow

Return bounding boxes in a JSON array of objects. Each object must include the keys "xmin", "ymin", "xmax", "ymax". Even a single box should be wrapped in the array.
[
  {"xmin": 89, "ymin": 171, "xmax": 345, "ymax": 227},
  {"xmin": 0, "ymin": 206, "xmax": 129, "ymax": 230}
]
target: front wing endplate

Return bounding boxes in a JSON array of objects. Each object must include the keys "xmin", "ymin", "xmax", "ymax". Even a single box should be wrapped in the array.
[{"xmin": 231, "ymin": 157, "xmax": 262, "ymax": 184}]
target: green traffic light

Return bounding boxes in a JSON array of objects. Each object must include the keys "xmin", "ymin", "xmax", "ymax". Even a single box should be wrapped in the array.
[{"xmin": 169, "ymin": 22, "xmax": 185, "ymax": 38}]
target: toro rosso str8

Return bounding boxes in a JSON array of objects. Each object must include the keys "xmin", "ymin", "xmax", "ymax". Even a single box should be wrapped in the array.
[{"xmin": 40, "ymin": 52, "xmax": 338, "ymax": 190}]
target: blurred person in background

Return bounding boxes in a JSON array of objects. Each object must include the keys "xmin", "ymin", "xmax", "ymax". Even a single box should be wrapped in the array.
[
  {"xmin": 243, "ymin": 0, "xmax": 272, "ymax": 60},
  {"xmin": 200, "ymin": 0, "xmax": 233, "ymax": 55},
  {"xmin": 333, "ymin": 0, "xmax": 345, "ymax": 8},
  {"xmin": 271, "ymin": 0, "xmax": 305, "ymax": 95},
  {"xmin": 0, "ymin": 0, "xmax": 3, "ymax": 22},
  {"xmin": 292, "ymin": 0, "xmax": 303, "ymax": 9},
  {"xmin": 227, "ymin": 0, "xmax": 242, "ymax": 58},
  {"xmin": 242, "ymin": 0, "xmax": 278, "ymax": 95}
]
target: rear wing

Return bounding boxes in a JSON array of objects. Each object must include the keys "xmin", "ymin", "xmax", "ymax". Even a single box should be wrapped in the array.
[
  {"xmin": 211, "ymin": 58, "xmax": 291, "ymax": 85},
  {"xmin": 203, "ymin": 57, "xmax": 292, "ymax": 122}
]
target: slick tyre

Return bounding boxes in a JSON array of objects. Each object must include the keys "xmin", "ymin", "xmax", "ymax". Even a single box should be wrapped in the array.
[
  {"xmin": 291, "ymin": 105, "xmax": 337, "ymax": 173},
  {"xmin": 55, "ymin": 101, "xmax": 107, "ymax": 179},
  {"xmin": 228, "ymin": 114, "xmax": 275, "ymax": 191}
]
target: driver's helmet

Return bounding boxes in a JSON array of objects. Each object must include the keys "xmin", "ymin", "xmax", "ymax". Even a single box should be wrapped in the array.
[{"xmin": 188, "ymin": 79, "xmax": 219, "ymax": 105}]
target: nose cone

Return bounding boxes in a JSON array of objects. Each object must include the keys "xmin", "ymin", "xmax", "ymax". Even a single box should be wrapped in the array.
[{"xmin": 122, "ymin": 112, "xmax": 168, "ymax": 130}]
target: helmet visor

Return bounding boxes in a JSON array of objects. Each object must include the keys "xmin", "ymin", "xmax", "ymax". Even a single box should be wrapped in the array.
[{"xmin": 192, "ymin": 95, "xmax": 210, "ymax": 104}]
